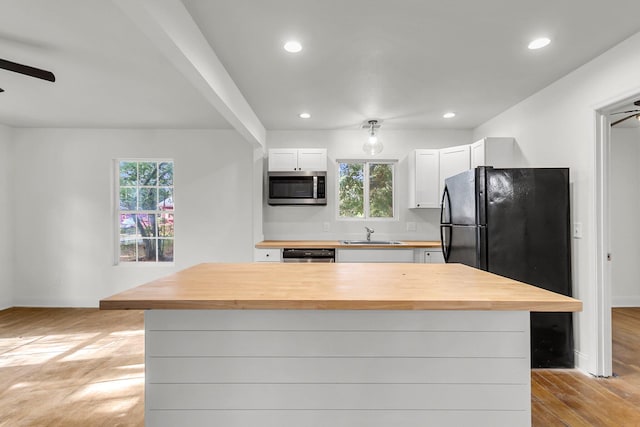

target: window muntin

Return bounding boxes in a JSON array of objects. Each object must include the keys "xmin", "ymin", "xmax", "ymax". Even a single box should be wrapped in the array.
[
  {"xmin": 338, "ymin": 160, "xmax": 395, "ymax": 220},
  {"xmin": 117, "ymin": 160, "xmax": 174, "ymax": 263}
]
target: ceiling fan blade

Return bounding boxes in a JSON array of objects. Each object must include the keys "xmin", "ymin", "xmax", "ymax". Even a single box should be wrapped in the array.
[
  {"xmin": 611, "ymin": 113, "xmax": 639, "ymax": 127},
  {"xmin": 611, "ymin": 109, "xmax": 640, "ymax": 115},
  {"xmin": 0, "ymin": 58, "xmax": 55, "ymax": 82}
]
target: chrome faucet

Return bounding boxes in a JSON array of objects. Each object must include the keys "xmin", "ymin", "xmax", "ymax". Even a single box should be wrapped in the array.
[{"xmin": 365, "ymin": 226, "xmax": 375, "ymax": 241}]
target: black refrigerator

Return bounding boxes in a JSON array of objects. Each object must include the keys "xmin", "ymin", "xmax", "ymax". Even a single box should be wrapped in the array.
[{"xmin": 440, "ymin": 166, "xmax": 574, "ymax": 368}]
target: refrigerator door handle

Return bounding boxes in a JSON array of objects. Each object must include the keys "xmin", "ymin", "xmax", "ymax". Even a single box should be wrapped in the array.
[
  {"xmin": 440, "ymin": 224, "xmax": 451, "ymax": 262},
  {"xmin": 440, "ymin": 185, "xmax": 452, "ymax": 224}
]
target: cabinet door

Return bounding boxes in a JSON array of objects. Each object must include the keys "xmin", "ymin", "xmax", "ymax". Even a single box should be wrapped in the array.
[
  {"xmin": 337, "ymin": 249, "xmax": 415, "ymax": 263},
  {"xmin": 470, "ymin": 140, "xmax": 485, "ymax": 169},
  {"xmin": 439, "ymin": 145, "xmax": 470, "ymax": 197},
  {"xmin": 268, "ymin": 149, "xmax": 299, "ymax": 171},
  {"xmin": 297, "ymin": 149, "xmax": 327, "ymax": 171},
  {"xmin": 424, "ymin": 249, "xmax": 445, "ymax": 264},
  {"xmin": 413, "ymin": 149, "xmax": 440, "ymax": 208},
  {"xmin": 471, "ymin": 137, "xmax": 515, "ymax": 169}
]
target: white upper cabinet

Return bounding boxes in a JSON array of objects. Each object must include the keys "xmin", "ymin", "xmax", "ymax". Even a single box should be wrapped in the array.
[
  {"xmin": 439, "ymin": 144, "xmax": 470, "ymax": 196},
  {"xmin": 470, "ymin": 137, "xmax": 516, "ymax": 169},
  {"xmin": 268, "ymin": 149, "xmax": 298, "ymax": 171},
  {"xmin": 297, "ymin": 149, "xmax": 328, "ymax": 171},
  {"xmin": 410, "ymin": 138, "xmax": 516, "ymax": 209},
  {"xmin": 268, "ymin": 148, "xmax": 327, "ymax": 171},
  {"xmin": 408, "ymin": 149, "xmax": 440, "ymax": 208}
]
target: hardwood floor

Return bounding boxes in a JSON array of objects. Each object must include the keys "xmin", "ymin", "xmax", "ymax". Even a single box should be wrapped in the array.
[
  {"xmin": 532, "ymin": 308, "xmax": 640, "ymax": 426},
  {"xmin": 0, "ymin": 308, "xmax": 144, "ymax": 427},
  {"xmin": 1, "ymin": 307, "xmax": 639, "ymax": 426}
]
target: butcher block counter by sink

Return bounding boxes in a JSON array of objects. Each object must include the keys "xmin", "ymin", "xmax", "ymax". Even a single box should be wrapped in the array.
[
  {"xmin": 101, "ymin": 262, "xmax": 581, "ymax": 427},
  {"xmin": 255, "ymin": 239, "xmax": 441, "ymax": 249}
]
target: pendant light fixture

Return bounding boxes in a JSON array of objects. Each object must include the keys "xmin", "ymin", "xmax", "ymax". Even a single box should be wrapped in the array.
[{"xmin": 362, "ymin": 119, "xmax": 383, "ymax": 155}]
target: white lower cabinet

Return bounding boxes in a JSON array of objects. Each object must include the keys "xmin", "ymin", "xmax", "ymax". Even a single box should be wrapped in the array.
[
  {"xmin": 254, "ymin": 249, "xmax": 282, "ymax": 262},
  {"xmin": 336, "ymin": 249, "xmax": 415, "ymax": 263},
  {"xmin": 417, "ymin": 248, "xmax": 445, "ymax": 263}
]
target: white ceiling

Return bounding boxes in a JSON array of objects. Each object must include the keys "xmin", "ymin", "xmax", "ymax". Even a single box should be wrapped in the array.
[{"xmin": 1, "ymin": 0, "xmax": 640, "ymax": 131}]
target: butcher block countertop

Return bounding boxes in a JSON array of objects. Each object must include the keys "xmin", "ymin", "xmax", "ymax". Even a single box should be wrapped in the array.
[
  {"xmin": 100, "ymin": 262, "xmax": 582, "ymax": 312},
  {"xmin": 255, "ymin": 240, "xmax": 441, "ymax": 249}
]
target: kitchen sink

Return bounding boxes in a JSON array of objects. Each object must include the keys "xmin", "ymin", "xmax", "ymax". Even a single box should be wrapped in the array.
[{"xmin": 340, "ymin": 240, "xmax": 403, "ymax": 245}]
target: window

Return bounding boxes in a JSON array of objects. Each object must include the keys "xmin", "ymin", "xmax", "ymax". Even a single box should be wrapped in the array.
[
  {"xmin": 337, "ymin": 160, "xmax": 395, "ymax": 219},
  {"xmin": 117, "ymin": 160, "xmax": 174, "ymax": 263}
]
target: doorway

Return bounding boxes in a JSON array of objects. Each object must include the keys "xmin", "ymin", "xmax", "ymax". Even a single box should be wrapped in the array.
[{"xmin": 595, "ymin": 92, "xmax": 640, "ymax": 377}]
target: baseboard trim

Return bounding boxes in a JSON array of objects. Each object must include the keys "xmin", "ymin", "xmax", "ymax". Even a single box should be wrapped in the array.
[
  {"xmin": 11, "ymin": 297, "xmax": 99, "ymax": 308},
  {"xmin": 612, "ymin": 296, "xmax": 640, "ymax": 307},
  {"xmin": 574, "ymin": 349, "xmax": 591, "ymax": 374}
]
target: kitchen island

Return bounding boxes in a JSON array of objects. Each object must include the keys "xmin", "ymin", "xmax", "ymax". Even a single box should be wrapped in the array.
[{"xmin": 100, "ymin": 262, "xmax": 581, "ymax": 427}]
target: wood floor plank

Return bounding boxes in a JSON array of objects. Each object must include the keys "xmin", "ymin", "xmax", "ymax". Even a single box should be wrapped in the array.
[
  {"xmin": 532, "ymin": 307, "xmax": 640, "ymax": 426},
  {"xmin": 1, "ymin": 307, "xmax": 639, "ymax": 426},
  {"xmin": 0, "ymin": 308, "xmax": 144, "ymax": 427},
  {"xmin": 531, "ymin": 372, "xmax": 591, "ymax": 426}
]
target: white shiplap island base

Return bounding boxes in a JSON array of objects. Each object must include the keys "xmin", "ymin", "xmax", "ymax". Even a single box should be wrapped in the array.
[{"xmin": 100, "ymin": 263, "xmax": 581, "ymax": 427}]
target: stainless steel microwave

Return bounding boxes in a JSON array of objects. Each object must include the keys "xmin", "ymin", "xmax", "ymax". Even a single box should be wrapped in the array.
[{"xmin": 268, "ymin": 171, "xmax": 327, "ymax": 205}]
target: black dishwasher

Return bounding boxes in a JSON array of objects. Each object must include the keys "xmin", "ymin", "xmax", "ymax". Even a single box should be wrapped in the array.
[{"xmin": 282, "ymin": 248, "xmax": 335, "ymax": 263}]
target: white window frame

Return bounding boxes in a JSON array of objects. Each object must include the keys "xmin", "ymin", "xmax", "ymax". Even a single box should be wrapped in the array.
[
  {"xmin": 114, "ymin": 158, "xmax": 175, "ymax": 265},
  {"xmin": 336, "ymin": 159, "xmax": 397, "ymax": 221}
]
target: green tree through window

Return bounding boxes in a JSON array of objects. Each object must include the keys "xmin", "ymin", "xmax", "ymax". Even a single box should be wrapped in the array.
[
  {"xmin": 338, "ymin": 161, "xmax": 395, "ymax": 219},
  {"xmin": 118, "ymin": 160, "xmax": 174, "ymax": 263}
]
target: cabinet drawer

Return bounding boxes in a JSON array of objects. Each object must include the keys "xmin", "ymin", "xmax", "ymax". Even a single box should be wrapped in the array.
[{"xmin": 254, "ymin": 249, "xmax": 282, "ymax": 262}]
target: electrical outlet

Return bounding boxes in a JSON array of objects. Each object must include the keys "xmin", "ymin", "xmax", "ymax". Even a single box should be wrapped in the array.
[
  {"xmin": 406, "ymin": 222, "xmax": 417, "ymax": 232},
  {"xmin": 573, "ymin": 222, "xmax": 583, "ymax": 239},
  {"xmin": 323, "ymin": 222, "xmax": 330, "ymax": 232}
]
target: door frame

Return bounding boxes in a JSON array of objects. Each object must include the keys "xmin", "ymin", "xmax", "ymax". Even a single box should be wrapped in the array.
[
  {"xmin": 593, "ymin": 89, "xmax": 640, "ymax": 377},
  {"xmin": 593, "ymin": 108, "xmax": 612, "ymax": 377}
]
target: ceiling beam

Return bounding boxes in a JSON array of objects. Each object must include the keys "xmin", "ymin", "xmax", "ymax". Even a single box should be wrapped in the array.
[{"xmin": 114, "ymin": 0, "xmax": 265, "ymax": 149}]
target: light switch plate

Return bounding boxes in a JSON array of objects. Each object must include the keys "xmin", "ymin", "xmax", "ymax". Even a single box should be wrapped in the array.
[
  {"xmin": 406, "ymin": 222, "xmax": 417, "ymax": 232},
  {"xmin": 323, "ymin": 222, "xmax": 330, "ymax": 232},
  {"xmin": 573, "ymin": 222, "xmax": 583, "ymax": 239}
]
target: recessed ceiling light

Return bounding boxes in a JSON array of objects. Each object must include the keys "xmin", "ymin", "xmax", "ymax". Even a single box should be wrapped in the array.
[
  {"xmin": 299, "ymin": 112, "xmax": 311, "ymax": 119},
  {"xmin": 443, "ymin": 112, "xmax": 456, "ymax": 119},
  {"xmin": 528, "ymin": 37, "xmax": 551, "ymax": 50},
  {"xmin": 284, "ymin": 40, "xmax": 302, "ymax": 53}
]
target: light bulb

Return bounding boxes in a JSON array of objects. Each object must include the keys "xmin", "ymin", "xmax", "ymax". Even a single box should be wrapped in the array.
[
  {"xmin": 284, "ymin": 41, "xmax": 302, "ymax": 53},
  {"xmin": 528, "ymin": 37, "xmax": 551, "ymax": 50},
  {"xmin": 362, "ymin": 119, "xmax": 383, "ymax": 155},
  {"xmin": 363, "ymin": 132, "xmax": 383, "ymax": 155}
]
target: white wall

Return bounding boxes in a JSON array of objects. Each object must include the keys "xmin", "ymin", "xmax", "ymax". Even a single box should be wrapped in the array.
[
  {"xmin": 0, "ymin": 124, "xmax": 13, "ymax": 309},
  {"xmin": 472, "ymin": 31, "xmax": 640, "ymax": 373},
  {"xmin": 610, "ymin": 127, "xmax": 640, "ymax": 307},
  {"xmin": 263, "ymin": 129, "xmax": 472, "ymax": 241},
  {"xmin": 11, "ymin": 128, "xmax": 253, "ymax": 307}
]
